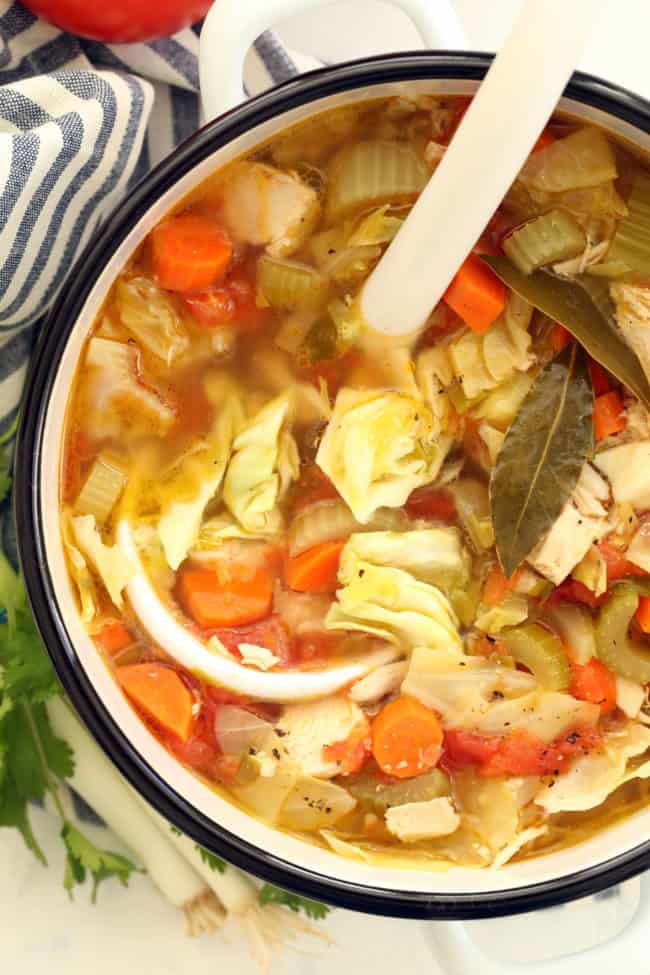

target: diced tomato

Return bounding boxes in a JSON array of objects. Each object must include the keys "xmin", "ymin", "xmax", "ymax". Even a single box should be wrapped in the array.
[
  {"xmin": 594, "ymin": 391, "xmax": 626, "ymax": 441},
  {"xmin": 207, "ymin": 617, "xmax": 294, "ymax": 667},
  {"xmin": 598, "ymin": 538, "xmax": 643, "ymax": 585},
  {"xmin": 546, "ymin": 578, "xmax": 607, "ymax": 609},
  {"xmin": 290, "ymin": 465, "xmax": 340, "ymax": 515},
  {"xmin": 183, "ymin": 271, "xmax": 271, "ymax": 330},
  {"xmin": 293, "ymin": 631, "xmax": 341, "ymax": 666},
  {"xmin": 588, "ymin": 359, "xmax": 612, "ymax": 396},
  {"xmin": 426, "ymin": 304, "xmax": 464, "ymax": 343},
  {"xmin": 442, "ymin": 729, "xmax": 502, "ymax": 771},
  {"xmin": 570, "ymin": 658, "xmax": 617, "ymax": 714},
  {"xmin": 636, "ymin": 595, "xmax": 650, "ymax": 634},
  {"xmin": 323, "ymin": 719, "xmax": 372, "ymax": 775},
  {"xmin": 405, "ymin": 486, "xmax": 456, "ymax": 521},
  {"xmin": 443, "ymin": 726, "xmax": 601, "ymax": 778}
]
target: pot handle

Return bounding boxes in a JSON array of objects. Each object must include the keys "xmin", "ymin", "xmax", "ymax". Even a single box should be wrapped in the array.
[{"xmin": 199, "ymin": 0, "xmax": 466, "ymax": 122}]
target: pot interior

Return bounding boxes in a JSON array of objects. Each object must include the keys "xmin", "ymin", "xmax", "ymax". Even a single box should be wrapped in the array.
[{"xmin": 36, "ymin": 71, "xmax": 650, "ymax": 905}]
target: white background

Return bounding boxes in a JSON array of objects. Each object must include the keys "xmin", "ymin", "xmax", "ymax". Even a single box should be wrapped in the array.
[{"xmin": 4, "ymin": 1, "xmax": 650, "ymax": 972}]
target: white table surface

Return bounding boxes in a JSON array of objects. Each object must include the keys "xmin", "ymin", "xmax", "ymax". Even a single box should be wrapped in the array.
[{"xmin": 4, "ymin": 1, "xmax": 650, "ymax": 972}]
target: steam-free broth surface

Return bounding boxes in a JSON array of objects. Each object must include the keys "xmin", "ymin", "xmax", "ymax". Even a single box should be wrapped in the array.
[{"xmin": 61, "ymin": 95, "xmax": 650, "ymax": 870}]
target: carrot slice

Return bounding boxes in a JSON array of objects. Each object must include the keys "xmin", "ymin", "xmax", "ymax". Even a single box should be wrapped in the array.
[
  {"xmin": 177, "ymin": 565, "xmax": 274, "ymax": 629},
  {"xmin": 117, "ymin": 663, "xmax": 194, "ymax": 741},
  {"xmin": 570, "ymin": 658, "xmax": 617, "ymax": 715},
  {"xmin": 594, "ymin": 390, "xmax": 626, "ymax": 441},
  {"xmin": 372, "ymin": 696, "xmax": 443, "ymax": 779},
  {"xmin": 636, "ymin": 595, "xmax": 650, "ymax": 634},
  {"xmin": 151, "ymin": 214, "xmax": 233, "ymax": 292},
  {"xmin": 95, "ymin": 622, "xmax": 133, "ymax": 656},
  {"xmin": 443, "ymin": 253, "xmax": 506, "ymax": 334},
  {"xmin": 286, "ymin": 539, "xmax": 346, "ymax": 594}
]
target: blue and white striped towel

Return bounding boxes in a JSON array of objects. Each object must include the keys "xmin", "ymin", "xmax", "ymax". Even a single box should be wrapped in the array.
[{"xmin": 0, "ymin": 0, "xmax": 319, "ymax": 437}]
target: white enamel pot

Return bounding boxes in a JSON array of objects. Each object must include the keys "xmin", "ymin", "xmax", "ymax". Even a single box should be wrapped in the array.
[{"xmin": 14, "ymin": 0, "xmax": 650, "ymax": 922}]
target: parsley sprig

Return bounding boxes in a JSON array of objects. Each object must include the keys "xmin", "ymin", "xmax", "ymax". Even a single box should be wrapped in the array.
[{"xmin": 0, "ymin": 433, "xmax": 139, "ymax": 899}]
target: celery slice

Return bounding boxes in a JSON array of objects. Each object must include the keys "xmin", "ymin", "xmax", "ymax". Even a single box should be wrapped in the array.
[
  {"xmin": 257, "ymin": 255, "xmax": 327, "ymax": 310},
  {"xmin": 74, "ymin": 455, "xmax": 127, "ymax": 526},
  {"xmin": 501, "ymin": 623, "xmax": 571, "ymax": 691},
  {"xmin": 599, "ymin": 172, "xmax": 650, "ymax": 278},
  {"xmin": 504, "ymin": 210, "xmax": 586, "ymax": 275},
  {"xmin": 327, "ymin": 140, "xmax": 427, "ymax": 221},
  {"xmin": 596, "ymin": 583, "xmax": 650, "ymax": 682},
  {"xmin": 449, "ymin": 479, "xmax": 494, "ymax": 552}
]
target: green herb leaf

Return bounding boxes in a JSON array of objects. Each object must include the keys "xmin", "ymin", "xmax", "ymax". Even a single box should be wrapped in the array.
[
  {"xmin": 490, "ymin": 342, "xmax": 593, "ymax": 576},
  {"xmin": 482, "ymin": 256, "xmax": 650, "ymax": 410},
  {"xmin": 258, "ymin": 883, "xmax": 330, "ymax": 920},
  {"xmin": 62, "ymin": 821, "xmax": 140, "ymax": 902},
  {"xmin": 196, "ymin": 843, "xmax": 227, "ymax": 873}
]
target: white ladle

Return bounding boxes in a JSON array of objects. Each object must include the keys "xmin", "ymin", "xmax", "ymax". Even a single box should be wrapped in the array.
[{"xmin": 361, "ymin": 0, "xmax": 611, "ymax": 337}]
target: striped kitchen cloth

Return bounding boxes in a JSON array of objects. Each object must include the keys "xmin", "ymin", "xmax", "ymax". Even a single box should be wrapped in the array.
[{"xmin": 0, "ymin": 0, "xmax": 320, "ymax": 441}]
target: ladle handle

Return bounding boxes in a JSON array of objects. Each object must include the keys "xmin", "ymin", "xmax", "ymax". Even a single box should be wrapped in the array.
[{"xmin": 199, "ymin": 0, "xmax": 466, "ymax": 122}]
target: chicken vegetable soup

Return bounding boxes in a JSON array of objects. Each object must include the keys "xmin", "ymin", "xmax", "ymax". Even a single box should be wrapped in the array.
[{"xmin": 61, "ymin": 96, "xmax": 650, "ymax": 869}]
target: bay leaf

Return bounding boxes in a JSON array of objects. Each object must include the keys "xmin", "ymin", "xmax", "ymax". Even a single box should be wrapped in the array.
[
  {"xmin": 490, "ymin": 342, "xmax": 593, "ymax": 577},
  {"xmin": 483, "ymin": 255, "xmax": 650, "ymax": 410}
]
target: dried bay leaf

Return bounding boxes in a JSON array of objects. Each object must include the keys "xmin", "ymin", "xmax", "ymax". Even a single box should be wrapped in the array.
[
  {"xmin": 483, "ymin": 255, "xmax": 650, "ymax": 410},
  {"xmin": 490, "ymin": 343, "xmax": 593, "ymax": 577}
]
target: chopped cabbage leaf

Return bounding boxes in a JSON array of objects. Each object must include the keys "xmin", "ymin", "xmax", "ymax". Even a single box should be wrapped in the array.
[
  {"xmin": 594, "ymin": 441, "xmax": 650, "ymax": 509},
  {"xmin": 70, "ymin": 514, "xmax": 135, "ymax": 607},
  {"xmin": 224, "ymin": 393, "xmax": 299, "ymax": 533},
  {"xmin": 453, "ymin": 771, "xmax": 521, "ymax": 856},
  {"xmin": 491, "ymin": 825, "xmax": 548, "ymax": 869},
  {"xmin": 616, "ymin": 676, "xmax": 646, "ymax": 719},
  {"xmin": 316, "ymin": 388, "xmax": 448, "ymax": 524},
  {"xmin": 536, "ymin": 722, "xmax": 650, "ymax": 813},
  {"xmin": 192, "ymin": 511, "xmax": 271, "ymax": 549},
  {"xmin": 62, "ymin": 519, "xmax": 98, "ymax": 624},
  {"xmin": 326, "ymin": 557, "xmax": 461, "ymax": 652},
  {"xmin": 477, "ymin": 690, "xmax": 600, "ymax": 743},
  {"xmin": 474, "ymin": 593, "xmax": 529, "ymax": 634},
  {"xmin": 276, "ymin": 696, "xmax": 366, "ymax": 779},
  {"xmin": 519, "ymin": 127, "xmax": 617, "ymax": 194},
  {"xmin": 347, "ymin": 205, "xmax": 404, "ymax": 247},
  {"xmin": 402, "ymin": 646, "xmax": 536, "ymax": 727},
  {"xmin": 626, "ymin": 521, "xmax": 650, "ymax": 573},
  {"xmin": 115, "ymin": 276, "xmax": 189, "ymax": 365},
  {"xmin": 157, "ymin": 398, "xmax": 241, "ymax": 570},
  {"xmin": 341, "ymin": 528, "xmax": 470, "ymax": 593}
]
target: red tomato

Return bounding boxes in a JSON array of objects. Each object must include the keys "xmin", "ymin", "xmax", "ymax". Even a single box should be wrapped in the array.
[
  {"xmin": 206, "ymin": 617, "xmax": 294, "ymax": 668},
  {"xmin": 442, "ymin": 729, "xmax": 502, "ymax": 770},
  {"xmin": 443, "ymin": 726, "xmax": 601, "ymax": 778},
  {"xmin": 21, "ymin": 0, "xmax": 212, "ymax": 42},
  {"xmin": 597, "ymin": 539, "xmax": 643, "ymax": 585},
  {"xmin": 546, "ymin": 578, "xmax": 606, "ymax": 609},
  {"xmin": 570, "ymin": 658, "xmax": 617, "ymax": 714},
  {"xmin": 405, "ymin": 486, "xmax": 456, "ymax": 521},
  {"xmin": 323, "ymin": 719, "xmax": 372, "ymax": 776},
  {"xmin": 183, "ymin": 272, "xmax": 270, "ymax": 330}
]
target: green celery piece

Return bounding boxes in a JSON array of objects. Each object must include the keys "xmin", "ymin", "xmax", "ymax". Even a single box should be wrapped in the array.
[
  {"xmin": 503, "ymin": 209, "xmax": 586, "ymax": 275},
  {"xmin": 501, "ymin": 623, "xmax": 571, "ymax": 691},
  {"xmin": 599, "ymin": 172, "xmax": 650, "ymax": 278},
  {"xmin": 596, "ymin": 584, "xmax": 650, "ymax": 683}
]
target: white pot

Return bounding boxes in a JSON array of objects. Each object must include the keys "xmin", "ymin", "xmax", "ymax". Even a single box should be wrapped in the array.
[{"xmin": 15, "ymin": 0, "xmax": 650, "ymax": 920}]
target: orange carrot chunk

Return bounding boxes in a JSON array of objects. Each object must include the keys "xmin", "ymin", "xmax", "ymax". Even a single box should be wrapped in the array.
[
  {"xmin": 151, "ymin": 214, "xmax": 233, "ymax": 292},
  {"xmin": 95, "ymin": 622, "xmax": 134, "ymax": 656},
  {"xmin": 372, "ymin": 696, "xmax": 443, "ymax": 779},
  {"xmin": 594, "ymin": 390, "xmax": 626, "ymax": 441},
  {"xmin": 117, "ymin": 663, "xmax": 194, "ymax": 741},
  {"xmin": 286, "ymin": 540, "xmax": 346, "ymax": 594},
  {"xmin": 636, "ymin": 595, "xmax": 650, "ymax": 634},
  {"xmin": 482, "ymin": 565, "xmax": 522, "ymax": 607},
  {"xmin": 177, "ymin": 565, "xmax": 274, "ymax": 629},
  {"xmin": 443, "ymin": 253, "xmax": 506, "ymax": 334},
  {"xmin": 570, "ymin": 658, "xmax": 617, "ymax": 715}
]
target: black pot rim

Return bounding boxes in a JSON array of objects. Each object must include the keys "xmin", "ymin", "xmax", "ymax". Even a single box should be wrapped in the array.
[{"xmin": 14, "ymin": 50, "xmax": 650, "ymax": 921}]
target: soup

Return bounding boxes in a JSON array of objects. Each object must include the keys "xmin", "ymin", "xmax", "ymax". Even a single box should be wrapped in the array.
[{"xmin": 60, "ymin": 95, "xmax": 650, "ymax": 870}]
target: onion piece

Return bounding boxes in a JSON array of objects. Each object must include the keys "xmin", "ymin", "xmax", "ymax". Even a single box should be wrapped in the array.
[
  {"xmin": 288, "ymin": 500, "xmax": 409, "ymax": 557},
  {"xmin": 215, "ymin": 706, "xmax": 273, "ymax": 756},
  {"xmin": 117, "ymin": 519, "xmax": 397, "ymax": 701}
]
